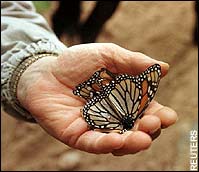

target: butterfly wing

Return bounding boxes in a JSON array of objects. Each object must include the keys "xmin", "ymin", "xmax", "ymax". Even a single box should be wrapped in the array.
[
  {"xmin": 145, "ymin": 64, "xmax": 161, "ymax": 100},
  {"xmin": 136, "ymin": 64, "xmax": 162, "ymax": 119},
  {"xmin": 73, "ymin": 68, "xmax": 115, "ymax": 100},
  {"xmin": 83, "ymin": 96, "xmax": 123, "ymax": 131}
]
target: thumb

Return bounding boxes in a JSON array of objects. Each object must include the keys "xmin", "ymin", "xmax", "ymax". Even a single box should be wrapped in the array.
[{"xmin": 106, "ymin": 44, "xmax": 169, "ymax": 78}]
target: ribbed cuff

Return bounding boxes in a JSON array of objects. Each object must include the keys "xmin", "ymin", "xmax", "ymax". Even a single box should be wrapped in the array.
[
  {"xmin": 10, "ymin": 53, "xmax": 58, "ymax": 120},
  {"xmin": 1, "ymin": 39, "xmax": 65, "ymax": 122}
]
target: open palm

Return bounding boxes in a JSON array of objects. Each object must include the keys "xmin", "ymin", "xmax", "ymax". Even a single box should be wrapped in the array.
[{"xmin": 17, "ymin": 43, "xmax": 177, "ymax": 156}]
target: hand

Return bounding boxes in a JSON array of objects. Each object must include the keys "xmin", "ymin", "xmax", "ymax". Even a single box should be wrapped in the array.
[{"xmin": 17, "ymin": 43, "xmax": 178, "ymax": 155}]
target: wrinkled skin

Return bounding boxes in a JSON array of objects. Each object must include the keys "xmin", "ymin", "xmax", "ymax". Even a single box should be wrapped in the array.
[{"xmin": 17, "ymin": 43, "xmax": 178, "ymax": 156}]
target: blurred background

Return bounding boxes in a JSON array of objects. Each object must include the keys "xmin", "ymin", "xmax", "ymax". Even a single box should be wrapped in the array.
[{"xmin": 1, "ymin": 1, "xmax": 198, "ymax": 171}]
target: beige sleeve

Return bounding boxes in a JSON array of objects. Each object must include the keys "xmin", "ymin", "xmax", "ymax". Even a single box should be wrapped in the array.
[{"xmin": 1, "ymin": 1, "xmax": 67, "ymax": 122}]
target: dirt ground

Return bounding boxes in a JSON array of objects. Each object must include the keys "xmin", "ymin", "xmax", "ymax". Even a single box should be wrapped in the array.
[{"xmin": 1, "ymin": 1, "xmax": 198, "ymax": 171}]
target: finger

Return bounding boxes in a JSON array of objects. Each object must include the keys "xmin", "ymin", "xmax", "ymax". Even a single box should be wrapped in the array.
[
  {"xmin": 74, "ymin": 130, "xmax": 123, "ymax": 154},
  {"xmin": 144, "ymin": 100, "xmax": 163, "ymax": 115},
  {"xmin": 133, "ymin": 110, "xmax": 162, "ymax": 140},
  {"xmin": 137, "ymin": 115, "xmax": 161, "ymax": 135},
  {"xmin": 59, "ymin": 117, "xmax": 89, "ymax": 146},
  {"xmin": 155, "ymin": 106, "xmax": 178, "ymax": 129},
  {"xmin": 145, "ymin": 101, "xmax": 178, "ymax": 128},
  {"xmin": 112, "ymin": 131, "xmax": 152, "ymax": 156}
]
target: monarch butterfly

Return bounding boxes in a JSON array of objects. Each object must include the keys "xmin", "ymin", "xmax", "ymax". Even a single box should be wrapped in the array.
[{"xmin": 73, "ymin": 64, "xmax": 161, "ymax": 133}]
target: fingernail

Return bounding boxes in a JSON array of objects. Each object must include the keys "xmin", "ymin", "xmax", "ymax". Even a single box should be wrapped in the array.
[
  {"xmin": 158, "ymin": 61, "xmax": 170, "ymax": 70},
  {"xmin": 150, "ymin": 128, "xmax": 161, "ymax": 140},
  {"xmin": 149, "ymin": 128, "xmax": 160, "ymax": 135}
]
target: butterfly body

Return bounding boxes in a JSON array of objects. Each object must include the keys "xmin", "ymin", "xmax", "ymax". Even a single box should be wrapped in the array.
[
  {"xmin": 73, "ymin": 64, "xmax": 161, "ymax": 133},
  {"xmin": 121, "ymin": 116, "xmax": 135, "ymax": 131}
]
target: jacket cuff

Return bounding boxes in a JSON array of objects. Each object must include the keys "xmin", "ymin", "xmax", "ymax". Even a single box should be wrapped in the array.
[{"xmin": 1, "ymin": 39, "xmax": 66, "ymax": 122}]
